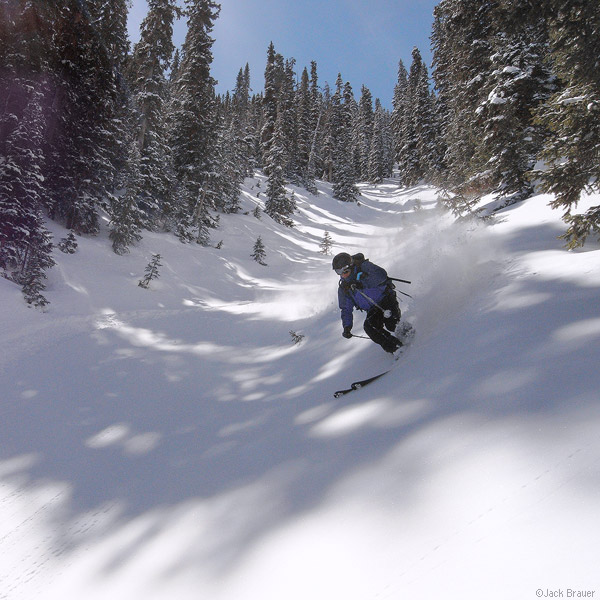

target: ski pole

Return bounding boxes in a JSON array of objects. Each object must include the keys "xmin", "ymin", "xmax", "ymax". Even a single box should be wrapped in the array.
[
  {"xmin": 351, "ymin": 333, "xmax": 370, "ymax": 339},
  {"xmin": 387, "ymin": 277, "xmax": 413, "ymax": 298},
  {"xmin": 353, "ymin": 286, "xmax": 393, "ymax": 318}
]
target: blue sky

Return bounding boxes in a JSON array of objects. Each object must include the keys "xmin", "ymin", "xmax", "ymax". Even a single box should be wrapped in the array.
[{"xmin": 127, "ymin": 0, "xmax": 439, "ymax": 109}]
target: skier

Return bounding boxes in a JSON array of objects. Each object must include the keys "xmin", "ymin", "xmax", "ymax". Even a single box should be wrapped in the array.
[{"xmin": 333, "ymin": 252, "xmax": 403, "ymax": 354}]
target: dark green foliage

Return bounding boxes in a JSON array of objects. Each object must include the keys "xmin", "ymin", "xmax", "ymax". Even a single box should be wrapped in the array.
[
  {"xmin": 532, "ymin": 1, "xmax": 600, "ymax": 246},
  {"xmin": 319, "ymin": 231, "xmax": 334, "ymax": 255},
  {"xmin": 126, "ymin": 0, "xmax": 179, "ymax": 231},
  {"xmin": 331, "ymin": 76, "xmax": 359, "ymax": 202},
  {"xmin": 264, "ymin": 110, "xmax": 296, "ymax": 225},
  {"xmin": 251, "ymin": 236, "xmax": 267, "ymax": 265},
  {"xmin": 289, "ymin": 330, "xmax": 305, "ymax": 345},
  {"xmin": 0, "ymin": 0, "xmax": 56, "ymax": 302},
  {"xmin": 58, "ymin": 232, "xmax": 78, "ymax": 254},
  {"xmin": 109, "ymin": 142, "xmax": 144, "ymax": 255},
  {"xmin": 6, "ymin": 0, "xmax": 599, "ymax": 281},
  {"xmin": 432, "ymin": 0, "xmax": 559, "ymax": 213},
  {"xmin": 138, "ymin": 253, "xmax": 163, "ymax": 288},
  {"xmin": 396, "ymin": 48, "xmax": 436, "ymax": 186},
  {"xmin": 169, "ymin": 0, "xmax": 222, "ymax": 245}
]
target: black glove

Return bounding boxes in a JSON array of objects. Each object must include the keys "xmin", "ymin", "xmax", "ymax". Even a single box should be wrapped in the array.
[
  {"xmin": 350, "ymin": 280, "xmax": 363, "ymax": 291},
  {"xmin": 342, "ymin": 326, "xmax": 352, "ymax": 339},
  {"xmin": 339, "ymin": 279, "xmax": 351, "ymax": 292}
]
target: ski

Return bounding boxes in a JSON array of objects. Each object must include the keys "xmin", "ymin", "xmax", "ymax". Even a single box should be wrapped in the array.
[
  {"xmin": 333, "ymin": 371, "xmax": 390, "ymax": 397},
  {"xmin": 333, "ymin": 322, "xmax": 415, "ymax": 398}
]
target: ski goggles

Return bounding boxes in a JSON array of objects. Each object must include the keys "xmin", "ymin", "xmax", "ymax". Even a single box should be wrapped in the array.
[{"xmin": 335, "ymin": 265, "xmax": 352, "ymax": 276}]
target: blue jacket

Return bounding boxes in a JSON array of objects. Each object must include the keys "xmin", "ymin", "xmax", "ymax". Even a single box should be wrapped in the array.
[{"xmin": 338, "ymin": 260, "xmax": 390, "ymax": 328}]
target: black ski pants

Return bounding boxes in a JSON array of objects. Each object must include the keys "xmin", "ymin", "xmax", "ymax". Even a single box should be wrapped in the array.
[{"xmin": 363, "ymin": 293, "xmax": 402, "ymax": 353}]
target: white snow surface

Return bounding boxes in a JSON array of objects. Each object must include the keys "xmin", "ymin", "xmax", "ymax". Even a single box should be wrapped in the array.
[{"xmin": 1, "ymin": 176, "xmax": 599, "ymax": 599}]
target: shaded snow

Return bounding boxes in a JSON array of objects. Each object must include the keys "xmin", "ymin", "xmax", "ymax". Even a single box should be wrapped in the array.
[{"xmin": 1, "ymin": 177, "xmax": 599, "ymax": 599}]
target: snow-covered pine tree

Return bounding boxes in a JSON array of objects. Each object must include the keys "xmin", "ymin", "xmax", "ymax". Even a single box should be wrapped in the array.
[
  {"xmin": 251, "ymin": 236, "xmax": 267, "ymax": 265},
  {"xmin": 58, "ymin": 233, "xmax": 78, "ymax": 254},
  {"xmin": 169, "ymin": 0, "xmax": 222, "ymax": 245},
  {"xmin": 398, "ymin": 47, "xmax": 436, "ymax": 186},
  {"xmin": 88, "ymin": 0, "xmax": 130, "ymax": 71},
  {"xmin": 280, "ymin": 58, "xmax": 299, "ymax": 180},
  {"xmin": 87, "ymin": 0, "xmax": 132, "ymax": 210},
  {"xmin": 21, "ymin": 252, "xmax": 51, "ymax": 309},
  {"xmin": 533, "ymin": 0, "xmax": 600, "ymax": 247},
  {"xmin": 428, "ymin": 91, "xmax": 449, "ymax": 186},
  {"xmin": 109, "ymin": 141, "xmax": 144, "ymax": 254},
  {"xmin": 357, "ymin": 86, "xmax": 374, "ymax": 181},
  {"xmin": 382, "ymin": 106, "xmax": 395, "ymax": 178},
  {"xmin": 230, "ymin": 63, "xmax": 255, "ymax": 179},
  {"xmin": 138, "ymin": 253, "xmax": 163, "ymax": 288},
  {"xmin": 0, "ymin": 1, "xmax": 55, "ymax": 301},
  {"xmin": 471, "ymin": 1, "xmax": 555, "ymax": 204},
  {"xmin": 391, "ymin": 60, "xmax": 409, "ymax": 174},
  {"xmin": 331, "ymin": 76, "xmax": 359, "ymax": 202},
  {"xmin": 432, "ymin": 0, "xmax": 495, "ymax": 194},
  {"xmin": 44, "ymin": 0, "xmax": 122, "ymax": 234},
  {"xmin": 368, "ymin": 99, "xmax": 386, "ymax": 183},
  {"xmin": 264, "ymin": 108, "xmax": 296, "ymax": 226},
  {"xmin": 296, "ymin": 67, "xmax": 314, "ymax": 189},
  {"xmin": 319, "ymin": 231, "xmax": 334, "ymax": 255},
  {"xmin": 217, "ymin": 117, "xmax": 245, "ymax": 214},
  {"xmin": 306, "ymin": 60, "xmax": 324, "ymax": 186},
  {"xmin": 126, "ymin": 0, "xmax": 178, "ymax": 229},
  {"xmin": 260, "ymin": 42, "xmax": 284, "ymax": 172}
]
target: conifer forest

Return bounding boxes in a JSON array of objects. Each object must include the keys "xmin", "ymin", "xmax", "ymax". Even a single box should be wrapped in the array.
[{"xmin": 1, "ymin": 0, "xmax": 599, "ymax": 307}]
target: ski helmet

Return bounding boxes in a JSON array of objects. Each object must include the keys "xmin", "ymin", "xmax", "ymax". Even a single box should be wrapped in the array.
[{"xmin": 332, "ymin": 252, "xmax": 352, "ymax": 273}]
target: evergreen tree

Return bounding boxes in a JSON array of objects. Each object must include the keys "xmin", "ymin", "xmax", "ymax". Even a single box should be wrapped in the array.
[
  {"xmin": 88, "ymin": 0, "xmax": 132, "ymax": 208},
  {"xmin": 368, "ymin": 99, "xmax": 386, "ymax": 183},
  {"xmin": 471, "ymin": 1, "xmax": 555, "ymax": 203},
  {"xmin": 217, "ymin": 114, "xmax": 245, "ymax": 214},
  {"xmin": 125, "ymin": 0, "xmax": 179, "ymax": 231},
  {"xmin": 357, "ymin": 86, "xmax": 374, "ymax": 180},
  {"xmin": 264, "ymin": 108, "xmax": 296, "ymax": 225},
  {"xmin": 169, "ymin": 0, "xmax": 222, "ymax": 245},
  {"xmin": 251, "ymin": 236, "xmax": 267, "ymax": 265},
  {"xmin": 398, "ymin": 47, "xmax": 436, "ymax": 186},
  {"xmin": 127, "ymin": 0, "xmax": 177, "ymax": 152},
  {"xmin": 319, "ymin": 231, "xmax": 334, "ymax": 255},
  {"xmin": 58, "ymin": 233, "xmax": 78, "ymax": 254},
  {"xmin": 44, "ymin": 0, "xmax": 123, "ymax": 233},
  {"xmin": 534, "ymin": 0, "xmax": 600, "ymax": 247},
  {"xmin": 306, "ymin": 60, "xmax": 324, "ymax": 185},
  {"xmin": 230, "ymin": 63, "xmax": 254, "ymax": 178},
  {"xmin": 260, "ymin": 42, "xmax": 284, "ymax": 171},
  {"xmin": 331, "ymin": 76, "xmax": 359, "ymax": 202},
  {"xmin": 432, "ymin": 0, "xmax": 495, "ymax": 191},
  {"xmin": 391, "ymin": 60, "xmax": 409, "ymax": 172},
  {"xmin": 109, "ymin": 142, "xmax": 144, "ymax": 254},
  {"xmin": 21, "ymin": 253, "xmax": 51, "ymax": 309},
  {"xmin": 138, "ymin": 253, "xmax": 163, "ymax": 288},
  {"xmin": 296, "ymin": 67, "xmax": 314, "ymax": 187},
  {"xmin": 280, "ymin": 58, "xmax": 299, "ymax": 180},
  {"xmin": 0, "ymin": 0, "xmax": 55, "ymax": 301},
  {"xmin": 88, "ymin": 0, "xmax": 130, "ymax": 70}
]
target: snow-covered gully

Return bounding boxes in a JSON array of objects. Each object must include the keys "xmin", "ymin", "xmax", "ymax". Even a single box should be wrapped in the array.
[{"xmin": 1, "ymin": 177, "xmax": 599, "ymax": 600}]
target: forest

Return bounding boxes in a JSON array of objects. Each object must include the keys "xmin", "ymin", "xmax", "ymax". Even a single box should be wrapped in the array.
[{"xmin": 1, "ymin": 0, "xmax": 599, "ymax": 307}]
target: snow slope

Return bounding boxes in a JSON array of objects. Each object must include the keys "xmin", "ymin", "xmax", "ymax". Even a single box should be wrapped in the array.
[{"xmin": 1, "ymin": 176, "xmax": 599, "ymax": 600}]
